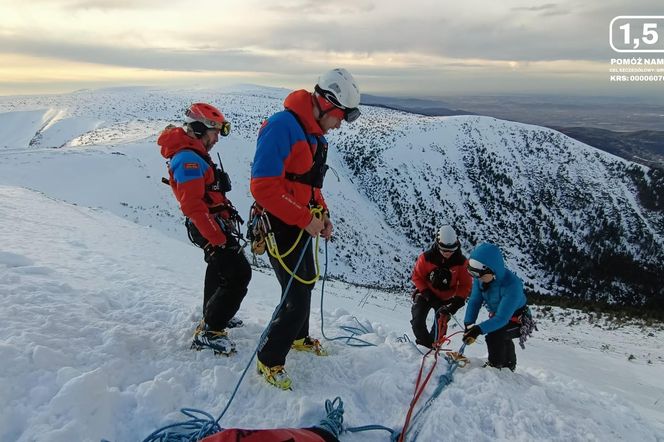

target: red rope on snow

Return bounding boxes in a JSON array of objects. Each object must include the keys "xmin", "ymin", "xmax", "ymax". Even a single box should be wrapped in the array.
[{"xmin": 398, "ymin": 315, "xmax": 462, "ymax": 442}]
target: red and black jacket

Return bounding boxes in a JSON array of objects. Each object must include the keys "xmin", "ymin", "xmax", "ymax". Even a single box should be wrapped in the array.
[
  {"xmin": 158, "ymin": 126, "xmax": 233, "ymax": 246},
  {"xmin": 411, "ymin": 246, "xmax": 472, "ymax": 302}
]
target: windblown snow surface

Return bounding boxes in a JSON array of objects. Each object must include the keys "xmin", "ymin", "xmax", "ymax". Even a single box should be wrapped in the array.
[
  {"xmin": 0, "ymin": 186, "xmax": 662, "ymax": 441},
  {"xmin": 0, "ymin": 86, "xmax": 662, "ymax": 442}
]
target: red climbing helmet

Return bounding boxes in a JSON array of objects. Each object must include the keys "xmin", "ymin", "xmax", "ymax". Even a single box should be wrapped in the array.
[{"xmin": 184, "ymin": 103, "xmax": 231, "ymax": 136}]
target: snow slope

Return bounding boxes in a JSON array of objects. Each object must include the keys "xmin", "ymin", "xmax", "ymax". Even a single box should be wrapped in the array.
[
  {"xmin": 1, "ymin": 185, "xmax": 662, "ymax": 442},
  {"xmin": 0, "ymin": 89, "xmax": 414, "ymax": 284}
]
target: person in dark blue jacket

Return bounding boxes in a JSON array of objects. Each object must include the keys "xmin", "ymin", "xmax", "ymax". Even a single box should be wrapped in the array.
[{"xmin": 462, "ymin": 243, "xmax": 527, "ymax": 371}]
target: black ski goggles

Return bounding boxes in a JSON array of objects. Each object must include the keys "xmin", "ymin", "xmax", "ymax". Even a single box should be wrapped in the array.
[
  {"xmin": 315, "ymin": 86, "xmax": 361, "ymax": 123},
  {"xmin": 217, "ymin": 121, "xmax": 231, "ymax": 137},
  {"xmin": 437, "ymin": 241, "xmax": 459, "ymax": 253},
  {"xmin": 467, "ymin": 259, "xmax": 494, "ymax": 278}
]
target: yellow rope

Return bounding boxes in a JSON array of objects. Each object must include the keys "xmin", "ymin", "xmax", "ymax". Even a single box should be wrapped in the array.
[{"xmin": 266, "ymin": 207, "xmax": 324, "ymax": 285}]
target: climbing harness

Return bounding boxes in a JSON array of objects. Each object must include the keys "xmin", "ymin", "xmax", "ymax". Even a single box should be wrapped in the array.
[
  {"xmin": 163, "ymin": 148, "xmax": 246, "ymax": 251},
  {"xmin": 283, "ymin": 109, "xmax": 329, "ymax": 190},
  {"xmin": 262, "ymin": 206, "xmax": 324, "ymax": 285}
]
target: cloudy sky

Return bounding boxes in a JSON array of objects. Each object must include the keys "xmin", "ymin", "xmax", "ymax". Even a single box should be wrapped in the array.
[{"xmin": 1, "ymin": 0, "xmax": 662, "ymax": 99}]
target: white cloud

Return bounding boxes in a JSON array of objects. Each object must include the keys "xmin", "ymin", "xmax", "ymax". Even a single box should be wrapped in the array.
[{"xmin": 0, "ymin": 0, "xmax": 663, "ymax": 97}]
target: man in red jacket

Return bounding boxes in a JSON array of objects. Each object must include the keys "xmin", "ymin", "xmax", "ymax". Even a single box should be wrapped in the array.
[
  {"xmin": 411, "ymin": 224, "xmax": 472, "ymax": 348},
  {"xmin": 250, "ymin": 68, "xmax": 361, "ymax": 389},
  {"xmin": 158, "ymin": 103, "xmax": 251, "ymax": 356}
]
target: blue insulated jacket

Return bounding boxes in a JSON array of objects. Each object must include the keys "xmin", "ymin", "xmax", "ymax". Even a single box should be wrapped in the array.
[{"xmin": 463, "ymin": 243, "xmax": 526, "ymax": 334}]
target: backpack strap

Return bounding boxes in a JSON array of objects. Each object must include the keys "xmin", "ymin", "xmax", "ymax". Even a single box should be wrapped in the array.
[{"xmin": 283, "ymin": 110, "xmax": 329, "ymax": 189}]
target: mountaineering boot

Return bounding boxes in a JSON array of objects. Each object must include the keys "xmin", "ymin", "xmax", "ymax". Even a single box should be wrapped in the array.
[
  {"xmin": 291, "ymin": 336, "xmax": 328, "ymax": 356},
  {"xmin": 257, "ymin": 359, "xmax": 292, "ymax": 390},
  {"xmin": 191, "ymin": 322, "xmax": 236, "ymax": 356},
  {"xmin": 415, "ymin": 338, "xmax": 434, "ymax": 350},
  {"xmin": 482, "ymin": 361, "xmax": 515, "ymax": 372},
  {"xmin": 226, "ymin": 316, "xmax": 244, "ymax": 329}
]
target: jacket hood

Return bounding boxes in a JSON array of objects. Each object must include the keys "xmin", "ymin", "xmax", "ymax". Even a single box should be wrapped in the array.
[
  {"xmin": 283, "ymin": 90, "xmax": 323, "ymax": 136},
  {"xmin": 469, "ymin": 243, "xmax": 506, "ymax": 280},
  {"xmin": 158, "ymin": 126, "xmax": 207, "ymax": 159}
]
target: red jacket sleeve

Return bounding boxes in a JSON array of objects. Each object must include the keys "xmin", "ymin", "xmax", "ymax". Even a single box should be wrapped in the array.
[
  {"xmin": 250, "ymin": 177, "xmax": 313, "ymax": 228},
  {"xmin": 411, "ymin": 254, "xmax": 431, "ymax": 293},
  {"xmin": 174, "ymin": 177, "xmax": 226, "ymax": 246}
]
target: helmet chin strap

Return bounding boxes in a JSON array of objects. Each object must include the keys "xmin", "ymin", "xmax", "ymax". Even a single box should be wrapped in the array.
[{"xmin": 311, "ymin": 93, "xmax": 324, "ymax": 122}]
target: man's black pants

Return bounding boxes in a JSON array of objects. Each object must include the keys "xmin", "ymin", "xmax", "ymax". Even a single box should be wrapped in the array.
[
  {"xmin": 410, "ymin": 296, "xmax": 445, "ymax": 348},
  {"xmin": 203, "ymin": 234, "xmax": 252, "ymax": 331},
  {"xmin": 258, "ymin": 221, "xmax": 316, "ymax": 367}
]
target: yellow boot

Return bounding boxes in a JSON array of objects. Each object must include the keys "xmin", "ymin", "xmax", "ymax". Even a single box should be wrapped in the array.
[
  {"xmin": 257, "ymin": 359, "xmax": 292, "ymax": 390},
  {"xmin": 291, "ymin": 337, "xmax": 328, "ymax": 356}
]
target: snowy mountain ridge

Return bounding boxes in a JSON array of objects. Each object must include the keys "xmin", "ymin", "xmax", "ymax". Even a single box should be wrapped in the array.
[{"xmin": 0, "ymin": 86, "xmax": 660, "ymax": 306}]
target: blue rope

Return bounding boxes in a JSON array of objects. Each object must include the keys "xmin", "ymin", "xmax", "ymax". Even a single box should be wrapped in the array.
[
  {"xmin": 141, "ymin": 409, "xmax": 221, "ymax": 442},
  {"xmin": 142, "ymin": 237, "xmax": 313, "ymax": 442},
  {"xmin": 319, "ymin": 241, "xmax": 376, "ymax": 347},
  {"xmin": 315, "ymin": 397, "xmax": 345, "ymax": 438},
  {"xmin": 405, "ymin": 343, "xmax": 467, "ymax": 442},
  {"xmin": 397, "ymin": 334, "xmax": 426, "ymax": 356},
  {"xmin": 315, "ymin": 396, "xmax": 399, "ymax": 440}
]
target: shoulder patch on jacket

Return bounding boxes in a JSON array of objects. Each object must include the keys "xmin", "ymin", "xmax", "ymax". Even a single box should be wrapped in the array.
[{"xmin": 183, "ymin": 162, "xmax": 201, "ymax": 176}]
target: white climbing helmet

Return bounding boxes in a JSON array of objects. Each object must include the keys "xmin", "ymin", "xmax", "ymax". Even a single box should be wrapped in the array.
[
  {"xmin": 436, "ymin": 225, "xmax": 459, "ymax": 251},
  {"xmin": 316, "ymin": 68, "xmax": 361, "ymax": 109}
]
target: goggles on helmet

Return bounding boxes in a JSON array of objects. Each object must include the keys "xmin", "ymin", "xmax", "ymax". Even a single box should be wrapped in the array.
[
  {"xmin": 185, "ymin": 108, "xmax": 231, "ymax": 136},
  {"xmin": 436, "ymin": 235, "xmax": 459, "ymax": 252},
  {"xmin": 315, "ymin": 86, "xmax": 361, "ymax": 123},
  {"xmin": 467, "ymin": 259, "xmax": 493, "ymax": 278},
  {"xmin": 437, "ymin": 242, "xmax": 459, "ymax": 253}
]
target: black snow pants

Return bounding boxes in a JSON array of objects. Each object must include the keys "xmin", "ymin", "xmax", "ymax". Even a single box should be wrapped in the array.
[
  {"xmin": 410, "ymin": 296, "xmax": 446, "ymax": 348},
  {"xmin": 485, "ymin": 321, "xmax": 521, "ymax": 370},
  {"xmin": 258, "ymin": 217, "xmax": 316, "ymax": 367},
  {"xmin": 202, "ymin": 240, "xmax": 251, "ymax": 331}
]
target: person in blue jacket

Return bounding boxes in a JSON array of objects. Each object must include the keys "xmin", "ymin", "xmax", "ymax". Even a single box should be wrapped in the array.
[{"xmin": 462, "ymin": 243, "xmax": 527, "ymax": 371}]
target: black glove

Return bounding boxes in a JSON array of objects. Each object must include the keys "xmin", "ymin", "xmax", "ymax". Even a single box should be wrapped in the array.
[
  {"xmin": 439, "ymin": 296, "xmax": 466, "ymax": 315},
  {"xmin": 463, "ymin": 325, "xmax": 482, "ymax": 345}
]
